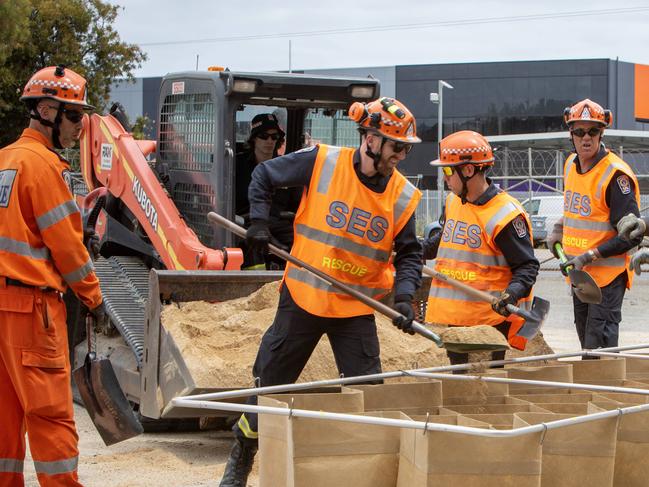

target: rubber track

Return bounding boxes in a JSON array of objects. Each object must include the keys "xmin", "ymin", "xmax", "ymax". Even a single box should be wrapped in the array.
[{"xmin": 94, "ymin": 256, "xmax": 149, "ymax": 367}]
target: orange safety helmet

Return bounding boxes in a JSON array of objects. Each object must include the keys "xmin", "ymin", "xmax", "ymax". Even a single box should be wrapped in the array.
[
  {"xmin": 21, "ymin": 65, "xmax": 93, "ymax": 109},
  {"xmin": 430, "ymin": 130, "xmax": 494, "ymax": 167},
  {"xmin": 348, "ymin": 97, "xmax": 421, "ymax": 144},
  {"xmin": 563, "ymin": 98, "xmax": 611, "ymax": 127}
]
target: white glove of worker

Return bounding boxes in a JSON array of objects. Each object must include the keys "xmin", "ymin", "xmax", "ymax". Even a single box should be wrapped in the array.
[
  {"xmin": 630, "ymin": 248, "xmax": 649, "ymax": 276},
  {"xmin": 617, "ymin": 214, "xmax": 648, "ymax": 241}
]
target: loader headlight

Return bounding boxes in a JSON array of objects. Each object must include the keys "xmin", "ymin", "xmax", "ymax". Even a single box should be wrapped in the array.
[
  {"xmin": 350, "ymin": 85, "xmax": 375, "ymax": 99},
  {"xmin": 233, "ymin": 80, "xmax": 257, "ymax": 93}
]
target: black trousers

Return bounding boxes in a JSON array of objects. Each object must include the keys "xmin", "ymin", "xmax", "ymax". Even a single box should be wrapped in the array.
[
  {"xmin": 446, "ymin": 321, "xmax": 511, "ymax": 374},
  {"xmin": 574, "ymin": 271, "xmax": 627, "ymax": 357},
  {"xmin": 235, "ymin": 284, "xmax": 382, "ymax": 440}
]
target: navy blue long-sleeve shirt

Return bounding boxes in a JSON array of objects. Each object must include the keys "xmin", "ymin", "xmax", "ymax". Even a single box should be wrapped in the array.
[
  {"xmin": 422, "ymin": 181, "xmax": 539, "ymax": 301},
  {"xmin": 249, "ymin": 145, "xmax": 423, "ymax": 299}
]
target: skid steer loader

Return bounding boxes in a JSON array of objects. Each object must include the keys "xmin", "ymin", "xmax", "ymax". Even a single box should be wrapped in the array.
[{"xmin": 66, "ymin": 68, "xmax": 383, "ymax": 424}]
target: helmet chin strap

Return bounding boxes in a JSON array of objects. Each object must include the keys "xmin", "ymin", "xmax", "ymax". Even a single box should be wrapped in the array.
[
  {"xmin": 456, "ymin": 165, "xmax": 478, "ymax": 205},
  {"xmin": 365, "ymin": 134, "xmax": 387, "ymax": 172},
  {"xmin": 30, "ymin": 104, "xmax": 65, "ymax": 149}
]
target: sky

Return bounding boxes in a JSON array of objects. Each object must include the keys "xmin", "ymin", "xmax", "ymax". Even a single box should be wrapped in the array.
[{"xmin": 107, "ymin": 1, "xmax": 649, "ymax": 78}]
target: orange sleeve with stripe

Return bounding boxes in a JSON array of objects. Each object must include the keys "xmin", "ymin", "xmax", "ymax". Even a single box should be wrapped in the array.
[{"xmin": 32, "ymin": 161, "xmax": 102, "ymax": 309}]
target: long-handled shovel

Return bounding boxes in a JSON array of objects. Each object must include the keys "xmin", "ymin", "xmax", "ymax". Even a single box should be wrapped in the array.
[
  {"xmin": 208, "ymin": 212, "xmax": 506, "ymax": 353},
  {"xmin": 553, "ymin": 242, "xmax": 602, "ymax": 304},
  {"xmin": 72, "ymin": 195, "xmax": 143, "ymax": 446},
  {"xmin": 423, "ymin": 265, "xmax": 550, "ymax": 340}
]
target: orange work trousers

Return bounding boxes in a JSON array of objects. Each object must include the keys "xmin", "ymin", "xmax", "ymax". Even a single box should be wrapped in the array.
[{"xmin": 0, "ymin": 283, "xmax": 82, "ymax": 486}]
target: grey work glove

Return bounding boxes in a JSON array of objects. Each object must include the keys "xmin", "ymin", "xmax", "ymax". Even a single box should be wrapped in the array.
[
  {"xmin": 392, "ymin": 295, "xmax": 415, "ymax": 335},
  {"xmin": 631, "ymin": 248, "xmax": 649, "ymax": 276},
  {"xmin": 546, "ymin": 219, "xmax": 564, "ymax": 259},
  {"xmin": 491, "ymin": 291, "xmax": 517, "ymax": 317},
  {"xmin": 617, "ymin": 213, "xmax": 648, "ymax": 241},
  {"xmin": 560, "ymin": 249, "xmax": 597, "ymax": 275},
  {"xmin": 89, "ymin": 302, "xmax": 108, "ymax": 328}
]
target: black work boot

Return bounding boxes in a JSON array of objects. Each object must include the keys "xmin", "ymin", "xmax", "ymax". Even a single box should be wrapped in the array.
[{"xmin": 219, "ymin": 437, "xmax": 258, "ymax": 487}]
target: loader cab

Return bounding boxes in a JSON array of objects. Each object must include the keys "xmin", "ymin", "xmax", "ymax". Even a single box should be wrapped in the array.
[{"xmin": 156, "ymin": 70, "xmax": 379, "ymax": 249}]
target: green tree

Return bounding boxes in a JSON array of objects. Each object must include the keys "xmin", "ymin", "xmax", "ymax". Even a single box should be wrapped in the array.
[{"xmin": 0, "ymin": 0, "xmax": 146, "ymax": 147}]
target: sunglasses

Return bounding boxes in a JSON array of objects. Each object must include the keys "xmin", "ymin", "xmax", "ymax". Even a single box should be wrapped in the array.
[
  {"xmin": 442, "ymin": 166, "xmax": 455, "ymax": 176},
  {"xmin": 392, "ymin": 141, "xmax": 413, "ymax": 154},
  {"xmin": 257, "ymin": 132, "xmax": 281, "ymax": 141},
  {"xmin": 46, "ymin": 105, "xmax": 85, "ymax": 123},
  {"xmin": 571, "ymin": 127, "xmax": 601, "ymax": 138}
]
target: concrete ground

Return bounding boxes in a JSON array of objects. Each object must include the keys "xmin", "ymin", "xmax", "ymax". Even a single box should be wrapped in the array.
[{"xmin": 21, "ymin": 268, "xmax": 649, "ymax": 486}]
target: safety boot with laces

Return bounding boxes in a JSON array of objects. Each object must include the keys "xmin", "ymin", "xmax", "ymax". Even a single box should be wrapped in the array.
[{"xmin": 219, "ymin": 437, "xmax": 258, "ymax": 487}]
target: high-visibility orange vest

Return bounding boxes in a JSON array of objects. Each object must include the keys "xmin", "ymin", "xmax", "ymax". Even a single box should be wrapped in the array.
[
  {"xmin": 284, "ymin": 144, "xmax": 421, "ymax": 317},
  {"xmin": 425, "ymin": 191, "xmax": 534, "ymax": 329},
  {"xmin": 0, "ymin": 128, "xmax": 102, "ymax": 309},
  {"xmin": 562, "ymin": 151, "xmax": 640, "ymax": 289}
]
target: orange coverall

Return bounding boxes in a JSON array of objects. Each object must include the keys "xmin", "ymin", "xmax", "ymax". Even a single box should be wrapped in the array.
[{"xmin": 0, "ymin": 128, "xmax": 102, "ymax": 486}]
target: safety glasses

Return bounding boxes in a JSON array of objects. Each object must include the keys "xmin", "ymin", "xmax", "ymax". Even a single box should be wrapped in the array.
[
  {"xmin": 392, "ymin": 141, "xmax": 413, "ymax": 154},
  {"xmin": 257, "ymin": 132, "xmax": 281, "ymax": 141},
  {"xmin": 62, "ymin": 108, "xmax": 84, "ymax": 123},
  {"xmin": 442, "ymin": 166, "xmax": 455, "ymax": 176},
  {"xmin": 571, "ymin": 127, "xmax": 601, "ymax": 138}
]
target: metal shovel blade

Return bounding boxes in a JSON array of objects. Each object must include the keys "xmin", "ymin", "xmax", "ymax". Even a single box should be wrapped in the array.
[
  {"xmin": 515, "ymin": 296, "xmax": 550, "ymax": 339},
  {"xmin": 443, "ymin": 342, "xmax": 509, "ymax": 353},
  {"xmin": 570, "ymin": 269, "xmax": 602, "ymax": 304},
  {"xmin": 72, "ymin": 353, "xmax": 143, "ymax": 446}
]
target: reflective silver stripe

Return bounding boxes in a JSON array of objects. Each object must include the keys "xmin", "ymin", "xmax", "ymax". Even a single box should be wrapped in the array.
[
  {"xmin": 62, "ymin": 259, "xmax": 94, "ymax": 284},
  {"xmin": 33, "ymin": 456, "xmax": 78, "ymax": 475},
  {"xmin": 393, "ymin": 180, "xmax": 417, "ymax": 225},
  {"xmin": 595, "ymin": 164, "xmax": 616, "ymax": 200},
  {"xmin": 564, "ymin": 216, "xmax": 614, "ymax": 232},
  {"xmin": 287, "ymin": 267, "xmax": 390, "ymax": 298},
  {"xmin": 565, "ymin": 155, "xmax": 575, "ymax": 178},
  {"xmin": 437, "ymin": 247, "xmax": 508, "ymax": 267},
  {"xmin": 295, "ymin": 224, "xmax": 391, "ymax": 262},
  {"xmin": 428, "ymin": 284, "xmax": 501, "ymax": 301},
  {"xmin": 566, "ymin": 254, "xmax": 626, "ymax": 268},
  {"xmin": 316, "ymin": 145, "xmax": 341, "ymax": 195},
  {"xmin": 36, "ymin": 200, "xmax": 79, "ymax": 231},
  {"xmin": 0, "ymin": 236, "xmax": 50, "ymax": 260},
  {"xmin": 0, "ymin": 458, "xmax": 23, "ymax": 473},
  {"xmin": 485, "ymin": 201, "xmax": 519, "ymax": 236}
]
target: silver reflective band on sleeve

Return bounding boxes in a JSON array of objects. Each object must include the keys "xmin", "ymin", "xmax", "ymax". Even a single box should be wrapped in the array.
[
  {"xmin": 393, "ymin": 181, "xmax": 416, "ymax": 225},
  {"xmin": 428, "ymin": 284, "xmax": 501, "ymax": 302},
  {"xmin": 36, "ymin": 200, "xmax": 80, "ymax": 231},
  {"xmin": 63, "ymin": 259, "xmax": 94, "ymax": 284},
  {"xmin": 316, "ymin": 145, "xmax": 341, "ymax": 195},
  {"xmin": 287, "ymin": 267, "xmax": 390, "ymax": 298},
  {"xmin": 437, "ymin": 247, "xmax": 509, "ymax": 267},
  {"xmin": 295, "ymin": 224, "xmax": 391, "ymax": 262},
  {"xmin": 33, "ymin": 455, "xmax": 78, "ymax": 475},
  {"xmin": 0, "ymin": 236, "xmax": 50, "ymax": 260},
  {"xmin": 485, "ymin": 201, "xmax": 519, "ymax": 236},
  {"xmin": 564, "ymin": 216, "xmax": 614, "ymax": 232},
  {"xmin": 0, "ymin": 458, "xmax": 24, "ymax": 473}
]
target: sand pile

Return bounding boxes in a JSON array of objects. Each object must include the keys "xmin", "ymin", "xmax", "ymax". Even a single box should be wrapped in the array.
[{"xmin": 161, "ymin": 281, "xmax": 553, "ymax": 388}]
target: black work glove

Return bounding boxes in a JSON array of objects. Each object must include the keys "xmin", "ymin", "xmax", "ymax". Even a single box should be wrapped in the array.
[
  {"xmin": 83, "ymin": 227, "xmax": 101, "ymax": 260},
  {"xmin": 560, "ymin": 249, "xmax": 597, "ymax": 275},
  {"xmin": 246, "ymin": 219, "xmax": 272, "ymax": 253},
  {"xmin": 392, "ymin": 295, "xmax": 415, "ymax": 335},
  {"xmin": 89, "ymin": 302, "xmax": 108, "ymax": 329},
  {"xmin": 546, "ymin": 220, "xmax": 563, "ymax": 259},
  {"xmin": 491, "ymin": 291, "xmax": 517, "ymax": 317}
]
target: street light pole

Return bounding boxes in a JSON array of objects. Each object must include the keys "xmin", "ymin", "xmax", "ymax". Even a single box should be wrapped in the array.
[{"xmin": 433, "ymin": 79, "xmax": 453, "ymax": 218}]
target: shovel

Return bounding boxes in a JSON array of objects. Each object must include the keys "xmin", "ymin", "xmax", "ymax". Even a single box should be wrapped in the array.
[
  {"xmin": 554, "ymin": 242, "xmax": 602, "ymax": 304},
  {"xmin": 423, "ymin": 265, "xmax": 550, "ymax": 340},
  {"xmin": 72, "ymin": 196, "xmax": 143, "ymax": 446},
  {"xmin": 208, "ymin": 212, "xmax": 506, "ymax": 353}
]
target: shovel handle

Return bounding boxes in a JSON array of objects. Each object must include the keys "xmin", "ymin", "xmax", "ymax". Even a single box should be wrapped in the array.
[
  {"xmin": 207, "ymin": 212, "xmax": 444, "ymax": 347},
  {"xmin": 422, "ymin": 265, "xmax": 498, "ymax": 304},
  {"xmin": 553, "ymin": 242, "xmax": 572, "ymax": 267}
]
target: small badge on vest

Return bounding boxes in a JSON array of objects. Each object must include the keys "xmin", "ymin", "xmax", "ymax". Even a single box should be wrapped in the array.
[
  {"xmin": 0, "ymin": 169, "xmax": 17, "ymax": 208},
  {"xmin": 616, "ymin": 174, "xmax": 631, "ymax": 195},
  {"xmin": 512, "ymin": 215, "xmax": 527, "ymax": 238}
]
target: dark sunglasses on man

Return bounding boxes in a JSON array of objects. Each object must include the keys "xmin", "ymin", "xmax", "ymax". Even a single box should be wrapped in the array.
[
  {"xmin": 257, "ymin": 132, "xmax": 281, "ymax": 141},
  {"xmin": 571, "ymin": 127, "xmax": 601, "ymax": 138},
  {"xmin": 47, "ymin": 105, "xmax": 85, "ymax": 123},
  {"xmin": 392, "ymin": 141, "xmax": 413, "ymax": 154}
]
